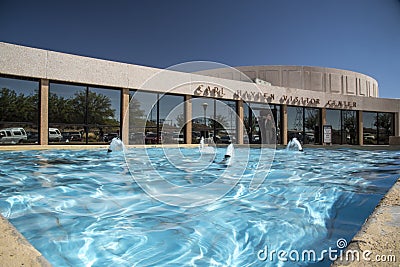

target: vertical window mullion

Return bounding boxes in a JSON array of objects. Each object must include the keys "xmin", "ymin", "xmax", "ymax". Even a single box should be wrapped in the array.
[{"xmin": 85, "ymin": 86, "xmax": 89, "ymax": 144}]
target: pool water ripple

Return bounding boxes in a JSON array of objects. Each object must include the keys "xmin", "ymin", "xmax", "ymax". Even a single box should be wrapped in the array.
[{"xmin": 0, "ymin": 148, "xmax": 399, "ymax": 266}]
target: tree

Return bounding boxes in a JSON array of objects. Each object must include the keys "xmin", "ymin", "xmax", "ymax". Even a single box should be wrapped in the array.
[
  {"xmin": 0, "ymin": 88, "xmax": 38, "ymax": 124},
  {"xmin": 376, "ymin": 113, "xmax": 393, "ymax": 135},
  {"xmin": 69, "ymin": 91, "xmax": 118, "ymax": 125},
  {"xmin": 0, "ymin": 88, "xmax": 18, "ymax": 122},
  {"xmin": 244, "ymin": 114, "xmax": 257, "ymax": 136},
  {"xmin": 209, "ymin": 115, "xmax": 229, "ymax": 131},
  {"xmin": 304, "ymin": 111, "xmax": 319, "ymax": 131},
  {"xmin": 48, "ymin": 93, "xmax": 79, "ymax": 123},
  {"xmin": 129, "ymin": 97, "xmax": 146, "ymax": 128},
  {"xmin": 175, "ymin": 113, "xmax": 185, "ymax": 128}
]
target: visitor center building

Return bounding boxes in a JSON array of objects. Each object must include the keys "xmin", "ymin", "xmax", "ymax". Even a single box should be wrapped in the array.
[{"xmin": 0, "ymin": 42, "xmax": 399, "ymax": 147}]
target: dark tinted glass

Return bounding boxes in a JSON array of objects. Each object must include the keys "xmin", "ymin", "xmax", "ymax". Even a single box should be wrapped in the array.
[{"xmin": 0, "ymin": 76, "xmax": 39, "ymax": 145}]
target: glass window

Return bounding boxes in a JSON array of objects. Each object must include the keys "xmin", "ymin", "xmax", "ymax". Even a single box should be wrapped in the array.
[
  {"xmin": 217, "ymin": 100, "xmax": 237, "ymax": 144},
  {"xmin": 287, "ymin": 106, "xmax": 304, "ymax": 143},
  {"xmin": 363, "ymin": 112, "xmax": 377, "ymax": 145},
  {"xmin": 49, "ymin": 83, "xmax": 121, "ymax": 144},
  {"xmin": 191, "ymin": 97, "xmax": 237, "ymax": 144},
  {"xmin": 128, "ymin": 91, "xmax": 184, "ymax": 145},
  {"xmin": 49, "ymin": 83, "xmax": 86, "ymax": 143},
  {"xmin": 304, "ymin": 108, "xmax": 321, "ymax": 144},
  {"xmin": 272, "ymin": 105, "xmax": 281, "ymax": 144},
  {"xmin": 129, "ymin": 91, "xmax": 158, "ymax": 144},
  {"xmin": 342, "ymin": 110, "xmax": 358, "ymax": 145},
  {"xmin": 377, "ymin": 113, "xmax": 394, "ymax": 145},
  {"xmin": 244, "ymin": 102, "xmax": 280, "ymax": 144},
  {"xmin": 363, "ymin": 111, "xmax": 394, "ymax": 145},
  {"xmin": 88, "ymin": 87, "xmax": 121, "ymax": 144},
  {"xmin": 158, "ymin": 94, "xmax": 185, "ymax": 144},
  {"xmin": 287, "ymin": 106, "xmax": 321, "ymax": 145},
  {"xmin": 0, "ymin": 76, "xmax": 39, "ymax": 145},
  {"xmin": 191, "ymin": 97, "xmax": 214, "ymax": 144},
  {"xmin": 326, "ymin": 109, "xmax": 342, "ymax": 144}
]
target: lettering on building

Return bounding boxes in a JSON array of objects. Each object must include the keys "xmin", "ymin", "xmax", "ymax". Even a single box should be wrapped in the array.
[
  {"xmin": 325, "ymin": 100, "xmax": 357, "ymax": 109},
  {"xmin": 194, "ymin": 85, "xmax": 225, "ymax": 97},
  {"xmin": 233, "ymin": 90, "xmax": 275, "ymax": 102},
  {"xmin": 279, "ymin": 95, "xmax": 320, "ymax": 106}
]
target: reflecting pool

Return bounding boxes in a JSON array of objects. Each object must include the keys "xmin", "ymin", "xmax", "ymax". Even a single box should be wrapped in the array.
[{"xmin": 0, "ymin": 148, "xmax": 399, "ymax": 266}]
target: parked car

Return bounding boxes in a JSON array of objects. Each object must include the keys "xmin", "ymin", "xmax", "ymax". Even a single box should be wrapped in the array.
[
  {"xmin": 129, "ymin": 132, "xmax": 145, "ymax": 143},
  {"xmin": 172, "ymin": 132, "xmax": 184, "ymax": 143},
  {"xmin": 220, "ymin": 135, "xmax": 232, "ymax": 144},
  {"xmin": 49, "ymin": 128, "xmax": 62, "ymax": 142},
  {"xmin": 145, "ymin": 132, "xmax": 162, "ymax": 144},
  {"xmin": 62, "ymin": 131, "xmax": 82, "ymax": 142},
  {"xmin": 363, "ymin": 133, "xmax": 375, "ymax": 140},
  {"xmin": 26, "ymin": 131, "xmax": 39, "ymax": 143},
  {"xmin": 0, "ymin": 128, "xmax": 27, "ymax": 144},
  {"xmin": 252, "ymin": 135, "xmax": 260, "ymax": 143}
]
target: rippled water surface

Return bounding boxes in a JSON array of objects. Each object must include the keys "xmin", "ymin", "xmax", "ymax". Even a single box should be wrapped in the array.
[{"xmin": 0, "ymin": 148, "xmax": 399, "ymax": 266}]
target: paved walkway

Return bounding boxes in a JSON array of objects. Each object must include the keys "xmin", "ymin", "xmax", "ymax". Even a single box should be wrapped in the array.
[{"xmin": 0, "ymin": 214, "xmax": 51, "ymax": 267}]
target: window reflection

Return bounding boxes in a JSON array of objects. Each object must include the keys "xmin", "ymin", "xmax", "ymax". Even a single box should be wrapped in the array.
[
  {"xmin": 129, "ymin": 91, "xmax": 184, "ymax": 144},
  {"xmin": 287, "ymin": 106, "xmax": 304, "ymax": 143},
  {"xmin": 326, "ymin": 109, "xmax": 342, "ymax": 144},
  {"xmin": 158, "ymin": 94, "xmax": 185, "ymax": 144},
  {"xmin": 363, "ymin": 111, "xmax": 394, "ymax": 145},
  {"xmin": 191, "ymin": 97, "xmax": 237, "ymax": 144},
  {"xmin": 49, "ymin": 83, "xmax": 121, "ymax": 144},
  {"xmin": 325, "ymin": 109, "xmax": 359, "ymax": 145},
  {"xmin": 287, "ymin": 106, "xmax": 321, "ymax": 145},
  {"xmin": 362, "ymin": 112, "xmax": 377, "ymax": 145},
  {"xmin": 244, "ymin": 103, "xmax": 280, "ymax": 144},
  {"xmin": 129, "ymin": 91, "xmax": 157, "ymax": 144},
  {"xmin": 88, "ymin": 87, "xmax": 121, "ymax": 143},
  {"xmin": 304, "ymin": 108, "xmax": 320, "ymax": 144},
  {"xmin": 377, "ymin": 113, "xmax": 394, "ymax": 145},
  {"xmin": 0, "ymin": 76, "xmax": 39, "ymax": 145},
  {"xmin": 342, "ymin": 110, "xmax": 358, "ymax": 145}
]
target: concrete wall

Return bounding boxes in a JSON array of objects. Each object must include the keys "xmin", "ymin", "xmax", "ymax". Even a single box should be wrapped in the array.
[{"xmin": 197, "ymin": 65, "xmax": 379, "ymax": 97}]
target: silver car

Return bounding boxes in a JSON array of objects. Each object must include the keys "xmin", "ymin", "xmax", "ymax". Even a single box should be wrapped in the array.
[{"xmin": 0, "ymin": 128, "xmax": 27, "ymax": 144}]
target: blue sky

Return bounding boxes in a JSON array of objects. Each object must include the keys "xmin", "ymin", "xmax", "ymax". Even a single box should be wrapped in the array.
[{"xmin": 1, "ymin": 0, "xmax": 399, "ymax": 98}]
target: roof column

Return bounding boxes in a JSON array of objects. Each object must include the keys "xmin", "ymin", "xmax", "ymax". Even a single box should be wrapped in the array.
[
  {"xmin": 39, "ymin": 79, "xmax": 49, "ymax": 146},
  {"xmin": 358, "ymin": 110, "xmax": 363, "ymax": 146},
  {"xmin": 281, "ymin": 104, "xmax": 288, "ymax": 145},
  {"xmin": 236, "ymin": 99, "xmax": 244, "ymax": 145},
  {"xmin": 184, "ymin": 95, "xmax": 192, "ymax": 144},
  {"xmin": 121, "ymin": 88, "xmax": 130, "ymax": 144}
]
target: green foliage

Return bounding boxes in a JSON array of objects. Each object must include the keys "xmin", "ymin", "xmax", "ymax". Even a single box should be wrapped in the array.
[
  {"xmin": 0, "ymin": 88, "xmax": 38, "ymax": 123},
  {"xmin": 304, "ymin": 111, "xmax": 319, "ymax": 131},
  {"xmin": 48, "ymin": 90, "xmax": 118, "ymax": 125},
  {"xmin": 209, "ymin": 115, "xmax": 229, "ymax": 130},
  {"xmin": 175, "ymin": 113, "xmax": 185, "ymax": 128},
  {"xmin": 129, "ymin": 97, "xmax": 146, "ymax": 127},
  {"xmin": 376, "ymin": 113, "xmax": 393, "ymax": 134},
  {"xmin": 1, "ymin": 87, "xmax": 119, "ymax": 126}
]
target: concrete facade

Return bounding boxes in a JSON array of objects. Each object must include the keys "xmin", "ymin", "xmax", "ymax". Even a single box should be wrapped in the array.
[
  {"xmin": 197, "ymin": 65, "xmax": 379, "ymax": 97},
  {"xmin": 0, "ymin": 42, "xmax": 399, "ymax": 146}
]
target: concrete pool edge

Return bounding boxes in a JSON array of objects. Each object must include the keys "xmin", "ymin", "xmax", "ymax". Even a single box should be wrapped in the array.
[
  {"xmin": 0, "ymin": 214, "xmax": 52, "ymax": 266},
  {"xmin": 332, "ymin": 177, "xmax": 400, "ymax": 267}
]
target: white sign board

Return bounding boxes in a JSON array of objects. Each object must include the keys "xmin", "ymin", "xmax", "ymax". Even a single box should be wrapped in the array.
[{"xmin": 323, "ymin": 125, "xmax": 332, "ymax": 144}]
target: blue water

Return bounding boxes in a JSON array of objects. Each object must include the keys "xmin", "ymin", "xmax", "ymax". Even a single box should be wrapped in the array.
[{"xmin": 0, "ymin": 148, "xmax": 399, "ymax": 266}]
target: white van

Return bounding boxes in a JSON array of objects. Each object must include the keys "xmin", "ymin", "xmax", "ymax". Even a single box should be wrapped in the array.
[
  {"xmin": 49, "ymin": 128, "xmax": 62, "ymax": 142},
  {"xmin": 0, "ymin": 128, "xmax": 27, "ymax": 144}
]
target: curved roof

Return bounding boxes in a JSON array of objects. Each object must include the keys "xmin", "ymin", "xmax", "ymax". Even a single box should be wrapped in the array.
[{"xmin": 197, "ymin": 65, "xmax": 379, "ymax": 97}]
